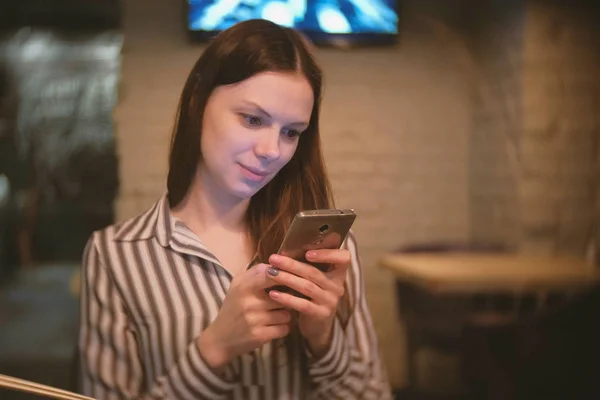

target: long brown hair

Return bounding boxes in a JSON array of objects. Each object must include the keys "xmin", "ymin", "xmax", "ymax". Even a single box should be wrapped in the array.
[{"xmin": 167, "ymin": 19, "xmax": 333, "ymax": 263}]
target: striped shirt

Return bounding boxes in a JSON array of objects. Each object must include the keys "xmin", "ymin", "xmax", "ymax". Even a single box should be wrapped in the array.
[{"xmin": 78, "ymin": 194, "xmax": 392, "ymax": 400}]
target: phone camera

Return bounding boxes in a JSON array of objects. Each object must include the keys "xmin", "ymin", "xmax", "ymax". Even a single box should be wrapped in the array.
[{"xmin": 319, "ymin": 224, "xmax": 329, "ymax": 233}]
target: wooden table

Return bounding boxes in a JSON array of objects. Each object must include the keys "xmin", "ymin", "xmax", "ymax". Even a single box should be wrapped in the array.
[
  {"xmin": 379, "ymin": 252, "xmax": 600, "ymax": 295},
  {"xmin": 378, "ymin": 252, "xmax": 600, "ymax": 394}
]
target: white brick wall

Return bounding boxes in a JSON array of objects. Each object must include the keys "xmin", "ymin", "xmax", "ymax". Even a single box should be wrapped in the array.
[
  {"xmin": 520, "ymin": 2, "xmax": 599, "ymax": 255},
  {"xmin": 468, "ymin": 0, "xmax": 526, "ymax": 247},
  {"xmin": 468, "ymin": 0, "xmax": 599, "ymax": 257},
  {"xmin": 115, "ymin": 0, "xmax": 472, "ymax": 389}
]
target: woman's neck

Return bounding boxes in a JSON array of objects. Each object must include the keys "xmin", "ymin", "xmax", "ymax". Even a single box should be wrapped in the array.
[{"xmin": 171, "ymin": 169, "xmax": 250, "ymax": 235}]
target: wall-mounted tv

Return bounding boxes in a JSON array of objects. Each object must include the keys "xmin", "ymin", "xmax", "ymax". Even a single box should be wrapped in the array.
[{"xmin": 187, "ymin": 0, "xmax": 399, "ymax": 47}]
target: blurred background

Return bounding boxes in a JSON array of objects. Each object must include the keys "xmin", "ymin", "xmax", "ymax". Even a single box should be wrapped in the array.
[{"xmin": 0, "ymin": 0, "xmax": 599, "ymax": 399}]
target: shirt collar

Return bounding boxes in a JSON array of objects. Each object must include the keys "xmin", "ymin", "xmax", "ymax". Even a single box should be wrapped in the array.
[
  {"xmin": 113, "ymin": 192, "xmax": 184, "ymax": 245},
  {"xmin": 113, "ymin": 192, "xmax": 260, "ymax": 269}
]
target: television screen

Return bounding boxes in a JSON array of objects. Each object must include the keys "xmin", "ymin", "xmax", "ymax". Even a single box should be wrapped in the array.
[{"xmin": 188, "ymin": 0, "xmax": 399, "ymax": 45}]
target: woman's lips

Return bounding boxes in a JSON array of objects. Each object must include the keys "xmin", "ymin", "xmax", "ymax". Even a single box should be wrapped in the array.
[{"xmin": 239, "ymin": 163, "xmax": 269, "ymax": 182}]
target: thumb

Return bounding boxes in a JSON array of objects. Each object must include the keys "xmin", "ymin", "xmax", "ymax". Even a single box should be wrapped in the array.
[{"xmin": 243, "ymin": 263, "xmax": 274, "ymax": 291}]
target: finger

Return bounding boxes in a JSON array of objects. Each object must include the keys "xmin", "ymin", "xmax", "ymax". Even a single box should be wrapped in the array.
[
  {"xmin": 263, "ymin": 309, "xmax": 292, "ymax": 326},
  {"xmin": 242, "ymin": 263, "xmax": 279, "ymax": 291},
  {"xmin": 268, "ymin": 289, "xmax": 333, "ymax": 320},
  {"xmin": 305, "ymin": 248, "xmax": 351, "ymax": 267},
  {"xmin": 237, "ymin": 285, "xmax": 288, "ymax": 310},
  {"xmin": 245, "ymin": 309, "xmax": 291, "ymax": 326},
  {"xmin": 266, "ymin": 268, "xmax": 336, "ymax": 305},
  {"xmin": 256, "ymin": 324, "xmax": 291, "ymax": 343},
  {"xmin": 268, "ymin": 255, "xmax": 341, "ymax": 295},
  {"xmin": 250, "ymin": 295, "xmax": 289, "ymax": 311}
]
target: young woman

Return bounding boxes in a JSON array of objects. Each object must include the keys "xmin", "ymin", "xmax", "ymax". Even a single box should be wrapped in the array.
[{"xmin": 78, "ymin": 19, "xmax": 392, "ymax": 400}]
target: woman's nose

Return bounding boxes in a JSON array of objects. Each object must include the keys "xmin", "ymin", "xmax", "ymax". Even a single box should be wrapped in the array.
[{"xmin": 254, "ymin": 129, "xmax": 281, "ymax": 162}]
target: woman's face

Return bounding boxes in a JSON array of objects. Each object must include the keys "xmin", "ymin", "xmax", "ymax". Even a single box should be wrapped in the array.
[{"xmin": 199, "ymin": 71, "xmax": 314, "ymax": 201}]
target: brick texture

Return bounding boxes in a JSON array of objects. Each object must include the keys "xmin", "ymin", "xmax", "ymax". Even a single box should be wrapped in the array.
[
  {"xmin": 520, "ymin": 1, "xmax": 600, "ymax": 255},
  {"xmin": 468, "ymin": 0, "xmax": 600, "ymax": 257},
  {"xmin": 467, "ymin": 0, "xmax": 526, "ymax": 247}
]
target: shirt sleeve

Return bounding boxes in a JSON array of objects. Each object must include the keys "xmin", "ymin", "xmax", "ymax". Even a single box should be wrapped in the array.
[
  {"xmin": 78, "ymin": 232, "xmax": 236, "ymax": 400},
  {"xmin": 305, "ymin": 231, "xmax": 394, "ymax": 399}
]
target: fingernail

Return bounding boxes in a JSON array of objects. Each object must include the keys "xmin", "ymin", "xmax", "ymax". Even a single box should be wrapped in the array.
[
  {"xmin": 306, "ymin": 251, "xmax": 317, "ymax": 259},
  {"xmin": 267, "ymin": 267, "xmax": 280, "ymax": 276}
]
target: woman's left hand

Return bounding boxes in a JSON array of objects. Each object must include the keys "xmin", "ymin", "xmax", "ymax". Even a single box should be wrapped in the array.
[{"xmin": 266, "ymin": 249, "xmax": 350, "ymax": 357}]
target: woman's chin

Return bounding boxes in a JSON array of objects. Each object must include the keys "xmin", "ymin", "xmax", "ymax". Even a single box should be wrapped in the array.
[{"xmin": 229, "ymin": 181, "xmax": 266, "ymax": 201}]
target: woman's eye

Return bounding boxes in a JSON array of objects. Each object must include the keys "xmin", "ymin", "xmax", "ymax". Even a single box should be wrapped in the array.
[
  {"xmin": 241, "ymin": 114, "xmax": 263, "ymax": 127},
  {"xmin": 283, "ymin": 129, "xmax": 301, "ymax": 140}
]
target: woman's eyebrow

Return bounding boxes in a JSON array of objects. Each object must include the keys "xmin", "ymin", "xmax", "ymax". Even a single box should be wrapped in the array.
[
  {"xmin": 240, "ymin": 100, "xmax": 309, "ymax": 127},
  {"xmin": 240, "ymin": 101, "xmax": 271, "ymax": 118}
]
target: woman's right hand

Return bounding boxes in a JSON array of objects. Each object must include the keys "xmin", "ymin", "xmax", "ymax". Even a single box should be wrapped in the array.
[{"xmin": 197, "ymin": 263, "xmax": 290, "ymax": 371}]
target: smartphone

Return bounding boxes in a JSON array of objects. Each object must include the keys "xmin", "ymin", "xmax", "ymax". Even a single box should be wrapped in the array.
[{"xmin": 269, "ymin": 208, "xmax": 357, "ymax": 298}]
